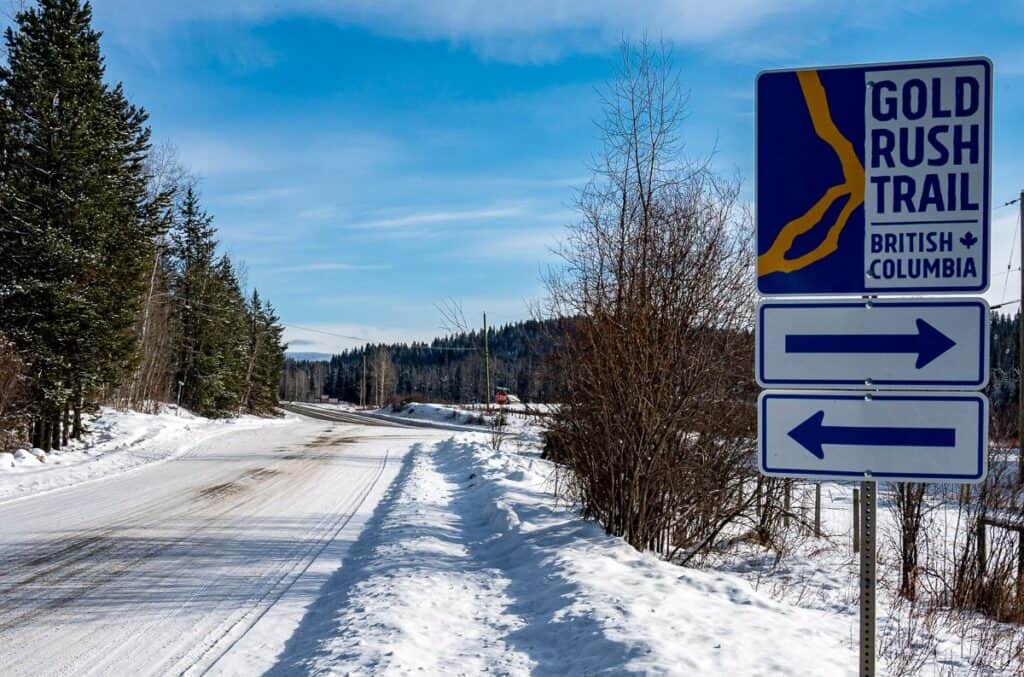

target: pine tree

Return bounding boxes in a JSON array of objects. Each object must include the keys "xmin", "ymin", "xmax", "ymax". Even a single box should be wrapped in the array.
[
  {"xmin": 167, "ymin": 188, "xmax": 229, "ymax": 416},
  {"xmin": 243, "ymin": 290, "xmax": 285, "ymax": 415},
  {"xmin": 0, "ymin": 0, "xmax": 154, "ymax": 449}
]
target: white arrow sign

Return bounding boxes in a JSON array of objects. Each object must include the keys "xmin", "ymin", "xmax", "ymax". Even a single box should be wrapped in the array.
[
  {"xmin": 759, "ymin": 390, "xmax": 988, "ymax": 483},
  {"xmin": 756, "ymin": 299, "xmax": 989, "ymax": 390}
]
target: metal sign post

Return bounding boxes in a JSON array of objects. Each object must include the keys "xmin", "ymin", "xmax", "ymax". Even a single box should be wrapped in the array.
[{"xmin": 859, "ymin": 480, "xmax": 876, "ymax": 677}]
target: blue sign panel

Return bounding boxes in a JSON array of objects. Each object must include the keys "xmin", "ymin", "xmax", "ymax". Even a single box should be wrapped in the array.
[
  {"xmin": 757, "ymin": 57, "xmax": 991, "ymax": 295},
  {"xmin": 759, "ymin": 391, "xmax": 988, "ymax": 482}
]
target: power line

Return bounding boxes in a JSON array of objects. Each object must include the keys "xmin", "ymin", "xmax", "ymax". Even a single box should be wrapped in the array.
[
  {"xmin": 1001, "ymin": 209, "xmax": 1020, "ymax": 303},
  {"xmin": 282, "ymin": 323, "xmax": 368, "ymax": 342}
]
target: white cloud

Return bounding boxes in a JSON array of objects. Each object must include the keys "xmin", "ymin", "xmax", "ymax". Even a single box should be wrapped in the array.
[
  {"xmin": 298, "ymin": 205, "xmax": 338, "ymax": 221},
  {"xmin": 449, "ymin": 222, "xmax": 571, "ymax": 263},
  {"xmin": 90, "ymin": 0, "xmax": 892, "ymax": 64},
  {"xmin": 222, "ymin": 186, "xmax": 301, "ymax": 206},
  {"xmin": 268, "ymin": 262, "xmax": 389, "ymax": 273},
  {"xmin": 169, "ymin": 130, "xmax": 401, "ymax": 178},
  {"xmin": 174, "ymin": 134, "xmax": 268, "ymax": 176},
  {"xmin": 281, "ymin": 322, "xmax": 444, "ymax": 353},
  {"xmin": 351, "ymin": 206, "xmax": 523, "ymax": 229}
]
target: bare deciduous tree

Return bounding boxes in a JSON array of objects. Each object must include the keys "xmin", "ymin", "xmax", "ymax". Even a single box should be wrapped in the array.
[
  {"xmin": 543, "ymin": 40, "xmax": 756, "ymax": 559},
  {"xmin": 372, "ymin": 347, "xmax": 396, "ymax": 408},
  {"xmin": 110, "ymin": 144, "xmax": 191, "ymax": 412},
  {"xmin": 892, "ymin": 482, "xmax": 929, "ymax": 601}
]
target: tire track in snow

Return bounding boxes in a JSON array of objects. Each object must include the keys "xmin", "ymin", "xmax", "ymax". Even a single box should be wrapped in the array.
[
  {"xmin": 0, "ymin": 424, "xmax": 382, "ymax": 676},
  {"xmin": 73, "ymin": 433, "xmax": 383, "ymax": 676},
  {"xmin": 290, "ymin": 441, "xmax": 535, "ymax": 676}
]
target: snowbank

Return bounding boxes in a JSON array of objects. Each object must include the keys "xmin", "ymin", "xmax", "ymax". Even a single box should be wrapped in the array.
[
  {"xmin": 0, "ymin": 406, "xmax": 297, "ymax": 502},
  {"xmin": 374, "ymin": 402, "xmax": 490, "ymax": 428},
  {"xmin": 279, "ymin": 432, "xmax": 860, "ymax": 675}
]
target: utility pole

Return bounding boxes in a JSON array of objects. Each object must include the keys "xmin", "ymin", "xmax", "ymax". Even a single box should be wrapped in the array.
[
  {"xmin": 361, "ymin": 351, "xmax": 367, "ymax": 409},
  {"xmin": 483, "ymin": 311, "xmax": 491, "ymax": 409},
  {"xmin": 1019, "ymin": 190, "xmax": 1024, "ymax": 484}
]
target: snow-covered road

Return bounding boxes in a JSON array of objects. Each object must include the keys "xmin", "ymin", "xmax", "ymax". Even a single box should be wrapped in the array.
[{"xmin": 0, "ymin": 416, "xmax": 446, "ymax": 676}]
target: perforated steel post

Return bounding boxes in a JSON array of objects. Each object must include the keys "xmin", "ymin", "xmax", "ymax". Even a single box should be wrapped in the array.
[{"xmin": 860, "ymin": 480, "xmax": 876, "ymax": 677}]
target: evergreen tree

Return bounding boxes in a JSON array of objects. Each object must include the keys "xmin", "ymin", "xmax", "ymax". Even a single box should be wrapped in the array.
[
  {"xmin": 208, "ymin": 255, "xmax": 248, "ymax": 416},
  {"xmin": 0, "ymin": 0, "xmax": 154, "ymax": 449},
  {"xmin": 244, "ymin": 290, "xmax": 286, "ymax": 415},
  {"xmin": 167, "ymin": 188, "xmax": 251, "ymax": 417}
]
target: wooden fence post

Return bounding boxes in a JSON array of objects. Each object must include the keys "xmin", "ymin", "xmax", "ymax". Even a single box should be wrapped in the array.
[
  {"xmin": 755, "ymin": 478, "xmax": 762, "ymax": 520},
  {"xmin": 977, "ymin": 519, "xmax": 987, "ymax": 599},
  {"xmin": 1017, "ymin": 527, "xmax": 1024, "ymax": 605},
  {"xmin": 814, "ymin": 483, "xmax": 822, "ymax": 538},
  {"xmin": 784, "ymin": 480, "xmax": 791, "ymax": 527}
]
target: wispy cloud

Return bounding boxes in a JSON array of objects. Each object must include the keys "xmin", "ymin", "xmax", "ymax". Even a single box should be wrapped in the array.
[
  {"xmin": 92, "ymin": 0, "xmax": 865, "ymax": 64},
  {"xmin": 281, "ymin": 322, "xmax": 444, "ymax": 353},
  {"xmin": 351, "ymin": 206, "xmax": 523, "ymax": 229},
  {"xmin": 175, "ymin": 133, "xmax": 268, "ymax": 176},
  {"xmin": 450, "ymin": 227, "xmax": 563, "ymax": 263},
  {"xmin": 221, "ymin": 186, "xmax": 301, "ymax": 206},
  {"xmin": 297, "ymin": 205, "xmax": 338, "ymax": 221},
  {"xmin": 268, "ymin": 262, "xmax": 389, "ymax": 273},
  {"xmin": 170, "ymin": 129, "xmax": 402, "ymax": 178}
]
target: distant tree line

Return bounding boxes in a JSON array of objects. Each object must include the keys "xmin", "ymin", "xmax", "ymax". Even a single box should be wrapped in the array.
[
  {"xmin": 280, "ymin": 319, "xmax": 559, "ymax": 405},
  {"xmin": 0, "ymin": 0, "xmax": 286, "ymax": 452},
  {"xmin": 988, "ymin": 311, "xmax": 1020, "ymax": 442}
]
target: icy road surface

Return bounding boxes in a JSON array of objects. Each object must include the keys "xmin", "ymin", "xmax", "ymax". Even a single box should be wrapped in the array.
[{"xmin": 0, "ymin": 415, "xmax": 447, "ymax": 676}]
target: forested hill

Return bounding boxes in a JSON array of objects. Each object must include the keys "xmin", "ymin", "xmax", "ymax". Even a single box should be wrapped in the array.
[
  {"xmin": 989, "ymin": 312, "xmax": 1021, "ymax": 439},
  {"xmin": 283, "ymin": 312, "xmax": 1024, "ymax": 429},
  {"xmin": 281, "ymin": 319, "xmax": 561, "ymax": 405}
]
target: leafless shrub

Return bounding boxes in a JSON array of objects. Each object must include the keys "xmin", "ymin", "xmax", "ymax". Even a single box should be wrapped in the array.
[
  {"xmin": 879, "ymin": 594, "xmax": 941, "ymax": 676},
  {"xmin": 542, "ymin": 39, "xmax": 756, "ymax": 559},
  {"xmin": 490, "ymin": 408, "xmax": 508, "ymax": 452},
  {"xmin": 874, "ymin": 450, "xmax": 1024, "ymax": 672}
]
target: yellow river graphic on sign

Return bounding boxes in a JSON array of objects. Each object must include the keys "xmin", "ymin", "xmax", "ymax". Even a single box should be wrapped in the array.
[{"xmin": 758, "ymin": 71, "xmax": 865, "ymax": 276}]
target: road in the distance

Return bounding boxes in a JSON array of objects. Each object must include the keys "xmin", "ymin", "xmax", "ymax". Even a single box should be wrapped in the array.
[{"xmin": 0, "ymin": 411, "xmax": 444, "ymax": 676}]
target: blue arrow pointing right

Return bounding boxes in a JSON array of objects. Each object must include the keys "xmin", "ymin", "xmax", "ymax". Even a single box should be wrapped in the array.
[
  {"xmin": 785, "ymin": 318, "xmax": 956, "ymax": 369},
  {"xmin": 788, "ymin": 410, "xmax": 956, "ymax": 460}
]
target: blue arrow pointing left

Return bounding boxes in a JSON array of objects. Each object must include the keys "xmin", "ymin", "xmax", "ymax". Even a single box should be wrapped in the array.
[
  {"xmin": 788, "ymin": 410, "xmax": 957, "ymax": 459},
  {"xmin": 785, "ymin": 318, "xmax": 956, "ymax": 369}
]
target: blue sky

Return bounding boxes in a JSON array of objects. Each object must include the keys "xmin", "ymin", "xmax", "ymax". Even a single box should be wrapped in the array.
[{"xmin": 74, "ymin": 1, "xmax": 1024, "ymax": 353}]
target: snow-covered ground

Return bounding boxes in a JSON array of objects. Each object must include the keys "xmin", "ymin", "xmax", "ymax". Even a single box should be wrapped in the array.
[
  {"xmin": 269, "ymin": 410, "xmax": 1022, "ymax": 676},
  {"xmin": 0, "ymin": 406, "xmax": 297, "ymax": 503},
  {"xmin": 3, "ymin": 402, "xmax": 1019, "ymax": 674},
  {"xmin": 713, "ymin": 480, "xmax": 1024, "ymax": 675},
  {"xmin": 275, "ymin": 430, "xmax": 858, "ymax": 675},
  {"xmin": 298, "ymin": 400, "xmax": 516, "ymax": 434},
  {"xmin": 0, "ymin": 413, "xmax": 452, "ymax": 676}
]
